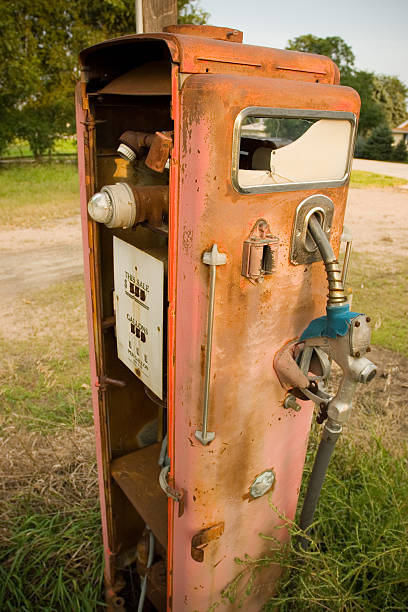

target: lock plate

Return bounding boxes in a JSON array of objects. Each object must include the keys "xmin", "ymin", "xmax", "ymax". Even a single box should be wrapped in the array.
[{"xmin": 290, "ymin": 195, "xmax": 334, "ymax": 265}]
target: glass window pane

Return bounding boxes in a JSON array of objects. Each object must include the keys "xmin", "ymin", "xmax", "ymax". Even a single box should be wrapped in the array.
[{"xmin": 237, "ymin": 116, "xmax": 352, "ymax": 189}]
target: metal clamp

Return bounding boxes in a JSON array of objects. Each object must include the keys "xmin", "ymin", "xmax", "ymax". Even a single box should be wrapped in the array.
[
  {"xmin": 159, "ymin": 465, "xmax": 184, "ymax": 516},
  {"xmin": 195, "ymin": 244, "xmax": 227, "ymax": 446}
]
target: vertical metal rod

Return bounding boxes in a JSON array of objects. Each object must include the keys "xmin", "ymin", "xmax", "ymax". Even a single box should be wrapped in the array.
[
  {"xmin": 341, "ymin": 241, "xmax": 352, "ymax": 286},
  {"xmin": 195, "ymin": 244, "xmax": 226, "ymax": 446},
  {"xmin": 202, "ymin": 265, "xmax": 216, "ymax": 440}
]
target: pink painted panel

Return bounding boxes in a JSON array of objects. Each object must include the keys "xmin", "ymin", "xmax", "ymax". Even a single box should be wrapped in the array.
[{"xmin": 168, "ymin": 74, "xmax": 359, "ymax": 609}]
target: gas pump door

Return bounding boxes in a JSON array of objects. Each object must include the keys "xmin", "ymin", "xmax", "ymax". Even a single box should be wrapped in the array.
[{"xmin": 169, "ymin": 74, "xmax": 359, "ymax": 610}]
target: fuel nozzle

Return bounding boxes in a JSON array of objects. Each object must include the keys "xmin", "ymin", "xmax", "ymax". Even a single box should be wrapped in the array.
[{"xmin": 274, "ymin": 211, "xmax": 377, "ymax": 550}]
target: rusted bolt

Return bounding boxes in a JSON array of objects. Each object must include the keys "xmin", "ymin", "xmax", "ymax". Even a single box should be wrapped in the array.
[
  {"xmin": 366, "ymin": 317, "xmax": 371, "ymax": 323},
  {"xmin": 355, "ymin": 351, "xmax": 361, "ymax": 357},
  {"xmin": 283, "ymin": 394, "xmax": 301, "ymax": 412},
  {"xmin": 355, "ymin": 321, "xmax": 360, "ymax": 327},
  {"xmin": 366, "ymin": 347, "xmax": 371, "ymax": 353}
]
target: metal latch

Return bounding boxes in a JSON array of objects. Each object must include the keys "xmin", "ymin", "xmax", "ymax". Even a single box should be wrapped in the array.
[
  {"xmin": 191, "ymin": 522, "xmax": 225, "ymax": 562},
  {"xmin": 241, "ymin": 219, "xmax": 279, "ymax": 283}
]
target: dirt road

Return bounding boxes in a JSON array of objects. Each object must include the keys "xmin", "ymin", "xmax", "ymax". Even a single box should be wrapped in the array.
[{"xmin": 0, "ymin": 187, "xmax": 407, "ymax": 301}]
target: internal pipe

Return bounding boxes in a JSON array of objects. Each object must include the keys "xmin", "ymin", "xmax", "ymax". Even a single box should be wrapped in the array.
[{"xmin": 307, "ymin": 214, "xmax": 347, "ymax": 306}]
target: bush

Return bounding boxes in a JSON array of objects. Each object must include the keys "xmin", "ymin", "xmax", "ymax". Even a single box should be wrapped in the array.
[
  {"xmin": 354, "ymin": 135, "xmax": 367, "ymax": 158},
  {"xmin": 362, "ymin": 124, "xmax": 394, "ymax": 161},
  {"xmin": 392, "ymin": 138, "xmax": 408, "ymax": 163}
]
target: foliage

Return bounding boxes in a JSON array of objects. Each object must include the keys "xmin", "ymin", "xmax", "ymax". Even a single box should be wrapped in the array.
[
  {"xmin": 178, "ymin": 0, "xmax": 210, "ymax": 24},
  {"xmin": 286, "ymin": 34, "xmax": 355, "ymax": 73},
  {"xmin": 361, "ymin": 124, "xmax": 394, "ymax": 161},
  {"xmin": 286, "ymin": 35, "xmax": 407, "ymax": 138},
  {"xmin": 392, "ymin": 138, "xmax": 408, "ymax": 163},
  {"xmin": 0, "ymin": 0, "xmax": 208, "ymax": 157},
  {"xmin": 373, "ymin": 75, "xmax": 408, "ymax": 129},
  {"xmin": 342, "ymin": 70, "xmax": 385, "ymax": 137}
]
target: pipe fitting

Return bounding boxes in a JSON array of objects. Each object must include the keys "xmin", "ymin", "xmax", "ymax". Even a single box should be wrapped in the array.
[{"xmin": 88, "ymin": 183, "xmax": 168, "ymax": 229}]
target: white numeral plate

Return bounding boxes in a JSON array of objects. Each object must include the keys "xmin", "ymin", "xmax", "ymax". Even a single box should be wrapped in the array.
[{"xmin": 113, "ymin": 237, "xmax": 164, "ymax": 399}]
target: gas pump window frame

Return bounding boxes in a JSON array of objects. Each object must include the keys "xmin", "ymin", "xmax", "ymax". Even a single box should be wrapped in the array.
[{"xmin": 232, "ymin": 107, "xmax": 357, "ymax": 194}]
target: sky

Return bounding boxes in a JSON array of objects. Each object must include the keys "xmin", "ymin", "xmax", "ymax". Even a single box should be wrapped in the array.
[{"xmin": 203, "ymin": 0, "xmax": 408, "ymax": 86}]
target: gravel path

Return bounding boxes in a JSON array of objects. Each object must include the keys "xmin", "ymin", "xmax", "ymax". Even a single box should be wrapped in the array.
[{"xmin": 0, "ymin": 187, "xmax": 406, "ymax": 301}]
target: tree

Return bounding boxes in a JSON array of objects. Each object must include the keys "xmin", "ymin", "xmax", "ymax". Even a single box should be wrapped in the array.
[
  {"xmin": 362, "ymin": 125, "xmax": 394, "ymax": 161},
  {"xmin": 0, "ymin": 0, "xmax": 209, "ymax": 157},
  {"xmin": 392, "ymin": 138, "xmax": 408, "ymax": 163},
  {"xmin": 285, "ymin": 34, "xmax": 408, "ymax": 138},
  {"xmin": 341, "ymin": 70, "xmax": 385, "ymax": 137},
  {"xmin": 286, "ymin": 34, "xmax": 355, "ymax": 73},
  {"xmin": 178, "ymin": 0, "xmax": 210, "ymax": 24},
  {"xmin": 372, "ymin": 75, "xmax": 408, "ymax": 129}
]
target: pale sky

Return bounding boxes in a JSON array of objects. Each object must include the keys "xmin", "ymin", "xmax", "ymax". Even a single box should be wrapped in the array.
[{"xmin": 203, "ymin": 0, "xmax": 408, "ymax": 86}]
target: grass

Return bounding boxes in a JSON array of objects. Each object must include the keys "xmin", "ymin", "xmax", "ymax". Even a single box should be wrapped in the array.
[
  {"xmin": 350, "ymin": 170, "xmax": 407, "ymax": 189},
  {"xmin": 2, "ymin": 138, "xmax": 77, "ymax": 158},
  {"xmin": 0, "ymin": 278, "xmax": 104, "ymax": 610},
  {"xmin": 0, "ymin": 163, "xmax": 79, "ymax": 227},
  {"xmin": 1, "ymin": 166, "xmax": 407, "ymax": 609},
  {"xmin": 0, "ymin": 280, "xmax": 91, "ymax": 432},
  {"xmin": 347, "ymin": 253, "xmax": 408, "ymax": 356},
  {"xmin": 216, "ymin": 425, "xmax": 408, "ymax": 611}
]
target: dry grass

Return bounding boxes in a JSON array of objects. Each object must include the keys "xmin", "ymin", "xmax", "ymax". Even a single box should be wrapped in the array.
[{"xmin": 0, "ymin": 278, "xmax": 103, "ymax": 609}]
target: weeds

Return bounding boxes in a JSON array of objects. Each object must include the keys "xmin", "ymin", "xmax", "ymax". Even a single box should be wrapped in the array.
[
  {"xmin": 214, "ymin": 429, "xmax": 408, "ymax": 611},
  {"xmin": 264, "ymin": 431, "xmax": 408, "ymax": 611}
]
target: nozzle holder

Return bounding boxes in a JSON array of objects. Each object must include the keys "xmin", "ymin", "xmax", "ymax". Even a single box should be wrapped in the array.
[{"xmin": 290, "ymin": 195, "xmax": 334, "ymax": 265}]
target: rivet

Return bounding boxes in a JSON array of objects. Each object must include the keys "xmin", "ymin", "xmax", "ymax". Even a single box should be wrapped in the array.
[
  {"xmin": 355, "ymin": 351, "xmax": 360, "ymax": 357},
  {"xmin": 355, "ymin": 321, "xmax": 360, "ymax": 327},
  {"xmin": 366, "ymin": 317, "xmax": 371, "ymax": 323},
  {"xmin": 366, "ymin": 347, "xmax": 371, "ymax": 353}
]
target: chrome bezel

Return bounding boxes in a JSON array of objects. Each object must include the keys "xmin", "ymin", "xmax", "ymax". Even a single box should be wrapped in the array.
[{"xmin": 231, "ymin": 107, "xmax": 357, "ymax": 194}]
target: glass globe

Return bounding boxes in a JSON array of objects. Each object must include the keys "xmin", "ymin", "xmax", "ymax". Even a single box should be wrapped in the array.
[{"xmin": 87, "ymin": 190, "xmax": 113, "ymax": 224}]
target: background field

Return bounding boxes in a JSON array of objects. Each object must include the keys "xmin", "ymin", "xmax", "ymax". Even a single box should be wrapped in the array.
[{"xmin": 0, "ymin": 163, "xmax": 407, "ymax": 610}]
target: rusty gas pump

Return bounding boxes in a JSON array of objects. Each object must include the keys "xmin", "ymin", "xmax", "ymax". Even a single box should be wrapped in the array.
[{"xmin": 76, "ymin": 23, "xmax": 375, "ymax": 611}]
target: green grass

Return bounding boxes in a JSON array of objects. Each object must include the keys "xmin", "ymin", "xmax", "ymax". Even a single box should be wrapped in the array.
[
  {"xmin": 0, "ymin": 278, "xmax": 103, "ymax": 610},
  {"xmin": 350, "ymin": 170, "xmax": 407, "ymax": 189},
  {"xmin": 2, "ymin": 138, "xmax": 77, "ymax": 158},
  {"xmin": 0, "ymin": 280, "xmax": 91, "ymax": 432},
  {"xmin": 347, "ymin": 254, "xmax": 408, "ymax": 356},
  {"xmin": 0, "ymin": 501, "xmax": 104, "ymax": 611},
  {"xmin": 0, "ymin": 162, "xmax": 79, "ymax": 227},
  {"xmin": 216, "ymin": 427, "xmax": 408, "ymax": 611}
]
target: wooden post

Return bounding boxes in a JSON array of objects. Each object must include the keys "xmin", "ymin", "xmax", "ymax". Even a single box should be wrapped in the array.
[{"xmin": 141, "ymin": 0, "xmax": 178, "ymax": 33}]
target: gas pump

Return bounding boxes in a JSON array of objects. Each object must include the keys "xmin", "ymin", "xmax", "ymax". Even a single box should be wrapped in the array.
[{"xmin": 76, "ymin": 24, "xmax": 376, "ymax": 611}]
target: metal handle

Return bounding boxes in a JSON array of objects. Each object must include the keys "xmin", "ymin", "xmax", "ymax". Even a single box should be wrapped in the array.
[{"xmin": 195, "ymin": 244, "xmax": 227, "ymax": 445}]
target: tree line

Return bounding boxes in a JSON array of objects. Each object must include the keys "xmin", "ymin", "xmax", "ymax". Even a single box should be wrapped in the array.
[
  {"xmin": 0, "ymin": 8, "xmax": 406, "ymax": 161},
  {"xmin": 0, "ymin": 0, "xmax": 208, "ymax": 158},
  {"xmin": 287, "ymin": 35, "xmax": 408, "ymax": 162}
]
